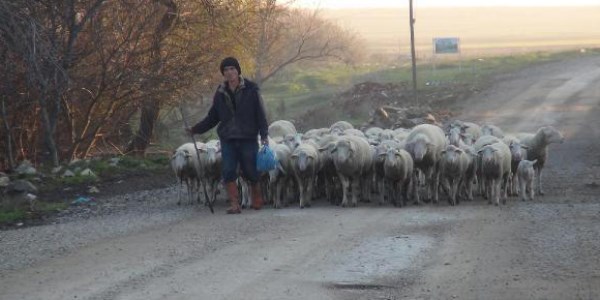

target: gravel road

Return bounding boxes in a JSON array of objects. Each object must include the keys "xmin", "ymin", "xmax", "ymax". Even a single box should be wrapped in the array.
[{"xmin": 1, "ymin": 54, "xmax": 600, "ymax": 300}]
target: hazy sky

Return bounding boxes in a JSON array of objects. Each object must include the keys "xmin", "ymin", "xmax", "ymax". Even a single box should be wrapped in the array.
[{"xmin": 294, "ymin": 0, "xmax": 600, "ymax": 9}]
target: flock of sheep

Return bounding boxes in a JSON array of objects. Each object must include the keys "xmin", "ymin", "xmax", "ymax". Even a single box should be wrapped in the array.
[{"xmin": 171, "ymin": 119, "xmax": 564, "ymax": 209}]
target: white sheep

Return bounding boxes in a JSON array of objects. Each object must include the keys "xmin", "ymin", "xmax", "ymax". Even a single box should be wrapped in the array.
[
  {"xmin": 268, "ymin": 143, "xmax": 293, "ymax": 208},
  {"xmin": 331, "ymin": 135, "xmax": 373, "ymax": 207},
  {"xmin": 313, "ymin": 134, "xmax": 340, "ymax": 205},
  {"xmin": 170, "ymin": 142, "xmax": 202, "ymax": 205},
  {"xmin": 269, "ymin": 120, "xmax": 297, "ymax": 143},
  {"xmin": 404, "ymin": 124, "xmax": 447, "ymax": 204},
  {"xmin": 439, "ymin": 145, "xmax": 471, "ymax": 206},
  {"xmin": 372, "ymin": 140, "xmax": 402, "ymax": 205},
  {"xmin": 290, "ymin": 142, "xmax": 321, "ymax": 208},
  {"xmin": 477, "ymin": 142, "xmax": 511, "ymax": 206},
  {"xmin": 197, "ymin": 140, "xmax": 222, "ymax": 207},
  {"xmin": 503, "ymin": 135, "xmax": 529, "ymax": 196},
  {"xmin": 517, "ymin": 159, "xmax": 538, "ymax": 201},
  {"xmin": 382, "ymin": 146, "xmax": 413, "ymax": 207},
  {"xmin": 515, "ymin": 125, "xmax": 564, "ymax": 196}
]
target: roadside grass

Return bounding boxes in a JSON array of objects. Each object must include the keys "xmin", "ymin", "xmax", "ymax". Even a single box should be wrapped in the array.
[
  {"xmin": 0, "ymin": 201, "xmax": 69, "ymax": 224},
  {"xmin": 1, "ymin": 155, "xmax": 171, "ymax": 226}
]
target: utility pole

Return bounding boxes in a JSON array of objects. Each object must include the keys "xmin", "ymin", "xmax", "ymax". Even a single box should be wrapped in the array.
[{"xmin": 409, "ymin": 0, "xmax": 418, "ymax": 101}]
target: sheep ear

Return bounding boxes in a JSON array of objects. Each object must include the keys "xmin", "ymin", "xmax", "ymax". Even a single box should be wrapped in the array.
[
  {"xmin": 521, "ymin": 145, "xmax": 529, "ymax": 149},
  {"xmin": 441, "ymin": 150, "xmax": 447, "ymax": 154},
  {"xmin": 330, "ymin": 146, "xmax": 338, "ymax": 154}
]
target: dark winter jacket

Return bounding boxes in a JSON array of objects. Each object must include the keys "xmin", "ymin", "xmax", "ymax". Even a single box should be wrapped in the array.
[{"xmin": 192, "ymin": 77, "xmax": 269, "ymax": 141}]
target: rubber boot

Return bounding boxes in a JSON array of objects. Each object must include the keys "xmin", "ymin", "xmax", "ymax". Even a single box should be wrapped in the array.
[
  {"xmin": 251, "ymin": 183, "xmax": 263, "ymax": 210},
  {"xmin": 225, "ymin": 182, "xmax": 241, "ymax": 214}
]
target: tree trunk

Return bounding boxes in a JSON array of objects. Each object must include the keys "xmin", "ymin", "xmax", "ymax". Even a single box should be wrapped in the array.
[
  {"xmin": 38, "ymin": 98, "xmax": 60, "ymax": 166},
  {"xmin": 126, "ymin": 0, "xmax": 177, "ymax": 156},
  {"xmin": 126, "ymin": 98, "xmax": 160, "ymax": 156},
  {"xmin": 1, "ymin": 98, "xmax": 15, "ymax": 169}
]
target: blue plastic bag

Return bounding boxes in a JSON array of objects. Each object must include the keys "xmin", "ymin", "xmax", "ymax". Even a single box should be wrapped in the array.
[{"xmin": 256, "ymin": 145, "xmax": 277, "ymax": 172}]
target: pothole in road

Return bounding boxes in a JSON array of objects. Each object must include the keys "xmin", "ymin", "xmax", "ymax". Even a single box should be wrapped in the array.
[{"xmin": 325, "ymin": 235, "xmax": 434, "ymax": 284}]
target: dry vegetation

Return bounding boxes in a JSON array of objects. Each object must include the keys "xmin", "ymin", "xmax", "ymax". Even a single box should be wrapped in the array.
[{"xmin": 323, "ymin": 7, "xmax": 600, "ymax": 57}]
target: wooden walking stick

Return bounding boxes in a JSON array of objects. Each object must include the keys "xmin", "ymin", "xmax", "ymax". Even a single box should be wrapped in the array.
[{"xmin": 179, "ymin": 104, "xmax": 214, "ymax": 214}]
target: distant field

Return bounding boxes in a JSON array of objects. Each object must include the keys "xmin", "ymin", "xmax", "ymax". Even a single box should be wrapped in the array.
[{"xmin": 322, "ymin": 7, "xmax": 600, "ymax": 57}]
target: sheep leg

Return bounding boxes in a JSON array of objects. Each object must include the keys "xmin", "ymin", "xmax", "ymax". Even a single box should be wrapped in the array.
[
  {"xmin": 378, "ymin": 179, "xmax": 386, "ymax": 205},
  {"xmin": 306, "ymin": 181, "xmax": 313, "ymax": 208},
  {"xmin": 273, "ymin": 180, "xmax": 282, "ymax": 209},
  {"xmin": 466, "ymin": 177, "xmax": 474, "ymax": 201},
  {"xmin": 536, "ymin": 166, "xmax": 544, "ymax": 196},
  {"xmin": 351, "ymin": 178, "xmax": 360, "ymax": 207},
  {"xmin": 412, "ymin": 171, "xmax": 421, "ymax": 205},
  {"xmin": 431, "ymin": 171, "xmax": 440, "ymax": 204},
  {"xmin": 528, "ymin": 178, "xmax": 535, "ymax": 201},
  {"xmin": 297, "ymin": 176, "xmax": 306, "ymax": 209},
  {"xmin": 494, "ymin": 179, "xmax": 500, "ymax": 206},
  {"xmin": 401, "ymin": 179, "xmax": 411, "ymax": 207},
  {"xmin": 340, "ymin": 175, "xmax": 350, "ymax": 207},
  {"xmin": 448, "ymin": 179, "xmax": 456, "ymax": 206}
]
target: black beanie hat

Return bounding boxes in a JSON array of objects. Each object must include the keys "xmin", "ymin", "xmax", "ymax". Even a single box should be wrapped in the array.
[{"xmin": 220, "ymin": 57, "xmax": 241, "ymax": 75}]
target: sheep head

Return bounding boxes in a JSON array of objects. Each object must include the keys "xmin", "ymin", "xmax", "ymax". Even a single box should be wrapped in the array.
[
  {"xmin": 407, "ymin": 135, "xmax": 433, "ymax": 162},
  {"xmin": 331, "ymin": 139, "xmax": 354, "ymax": 163},
  {"xmin": 441, "ymin": 145, "xmax": 463, "ymax": 165},
  {"xmin": 540, "ymin": 126, "xmax": 564, "ymax": 144}
]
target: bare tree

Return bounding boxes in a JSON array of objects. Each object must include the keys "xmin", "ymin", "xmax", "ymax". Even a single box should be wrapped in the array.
[{"xmin": 232, "ymin": 1, "xmax": 363, "ymax": 86}]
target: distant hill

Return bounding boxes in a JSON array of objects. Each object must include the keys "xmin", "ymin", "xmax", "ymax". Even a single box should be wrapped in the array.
[{"xmin": 321, "ymin": 7, "xmax": 600, "ymax": 57}]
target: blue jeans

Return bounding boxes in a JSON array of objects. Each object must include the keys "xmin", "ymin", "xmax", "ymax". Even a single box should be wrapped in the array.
[{"xmin": 220, "ymin": 139, "xmax": 259, "ymax": 184}]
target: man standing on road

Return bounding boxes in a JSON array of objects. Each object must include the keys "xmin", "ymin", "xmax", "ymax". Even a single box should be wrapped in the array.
[{"xmin": 186, "ymin": 57, "xmax": 269, "ymax": 214}]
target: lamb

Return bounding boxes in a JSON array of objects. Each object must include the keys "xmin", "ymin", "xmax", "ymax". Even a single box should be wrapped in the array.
[
  {"xmin": 515, "ymin": 125, "xmax": 564, "ymax": 196},
  {"xmin": 404, "ymin": 124, "xmax": 447, "ymax": 204},
  {"xmin": 290, "ymin": 142, "xmax": 321, "ymax": 208},
  {"xmin": 517, "ymin": 159, "xmax": 538, "ymax": 201},
  {"xmin": 170, "ymin": 142, "xmax": 201, "ymax": 205},
  {"xmin": 477, "ymin": 142, "xmax": 511, "ymax": 206},
  {"xmin": 439, "ymin": 145, "xmax": 471, "ymax": 206},
  {"xmin": 331, "ymin": 135, "xmax": 373, "ymax": 207},
  {"xmin": 503, "ymin": 135, "xmax": 529, "ymax": 196},
  {"xmin": 382, "ymin": 147, "xmax": 413, "ymax": 207}
]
